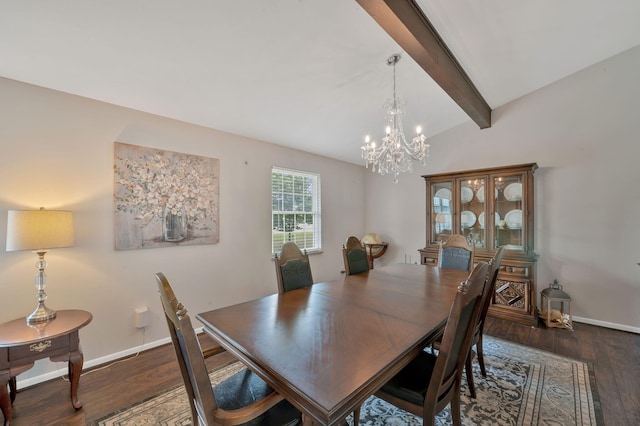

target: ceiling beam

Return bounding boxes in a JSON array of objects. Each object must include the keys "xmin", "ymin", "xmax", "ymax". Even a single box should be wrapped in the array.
[{"xmin": 356, "ymin": 0, "xmax": 491, "ymax": 129}]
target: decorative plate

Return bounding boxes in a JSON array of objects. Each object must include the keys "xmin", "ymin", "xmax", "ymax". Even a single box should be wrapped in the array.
[
  {"xmin": 476, "ymin": 186, "xmax": 498, "ymax": 203},
  {"xmin": 504, "ymin": 209, "xmax": 523, "ymax": 229},
  {"xmin": 478, "ymin": 212, "xmax": 500, "ymax": 229},
  {"xmin": 460, "ymin": 210, "xmax": 477, "ymax": 228},
  {"xmin": 434, "ymin": 188, "xmax": 452, "ymax": 200},
  {"xmin": 461, "ymin": 187, "xmax": 474, "ymax": 203},
  {"xmin": 504, "ymin": 183, "xmax": 523, "ymax": 201}
]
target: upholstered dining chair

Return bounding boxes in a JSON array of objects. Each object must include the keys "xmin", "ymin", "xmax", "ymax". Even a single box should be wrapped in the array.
[
  {"xmin": 372, "ymin": 261, "xmax": 490, "ymax": 426},
  {"xmin": 154, "ymin": 273, "xmax": 301, "ymax": 426},
  {"xmin": 438, "ymin": 234, "xmax": 474, "ymax": 272},
  {"xmin": 429, "ymin": 234, "xmax": 475, "ymax": 354},
  {"xmin": 274, "ymin": 241, "xmax": 314, "ymax": 294},
  {"xmin": 342, "ymin": 236, "xmax": 370, "ymax": 275},
  {"xmin": 464, "ymin": 245, "xmax": 505, "ymax": 398}
]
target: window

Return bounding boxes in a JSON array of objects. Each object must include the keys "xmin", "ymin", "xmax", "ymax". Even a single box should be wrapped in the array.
[{"xmin": 271, "ymin": 167, "xmax": 321, "ymax": 254}]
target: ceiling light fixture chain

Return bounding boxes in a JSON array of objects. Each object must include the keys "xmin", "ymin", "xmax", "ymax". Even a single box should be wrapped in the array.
[{"xmin": 361, "ymin": 53, "xmax": 430, "ymax": 183}]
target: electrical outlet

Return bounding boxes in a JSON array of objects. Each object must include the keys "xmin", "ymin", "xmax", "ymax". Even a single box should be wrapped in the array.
[{"xmin": 134, "ymin": 307, "xmax": 150, "ymax": 328}]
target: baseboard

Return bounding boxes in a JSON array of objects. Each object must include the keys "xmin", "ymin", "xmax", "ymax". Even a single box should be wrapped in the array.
[
  {"xmin": 15, "ymin": 327, "xmax": 207, "ymax": 389},
  {"xmin": 573, "ymin": 316, "xmax": 640, "ymax": 334}
]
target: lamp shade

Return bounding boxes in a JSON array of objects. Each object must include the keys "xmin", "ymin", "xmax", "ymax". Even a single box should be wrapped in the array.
[{"xmin": 6, "ymin": 209, "xmax": 74, "ymax": 251}]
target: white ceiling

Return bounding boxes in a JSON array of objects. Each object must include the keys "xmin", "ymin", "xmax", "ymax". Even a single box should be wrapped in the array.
[{"xmin": 1, "ymin": 1, "xmax": 639, "ymax": 165}]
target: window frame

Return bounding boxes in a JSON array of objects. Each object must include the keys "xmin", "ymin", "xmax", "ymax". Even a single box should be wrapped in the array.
[{"xmin": 271, "ymin": 167, "xmax": 322, "ymax": 255}]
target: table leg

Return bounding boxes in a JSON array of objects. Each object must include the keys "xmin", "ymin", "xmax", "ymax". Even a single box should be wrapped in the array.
[
  {"xmin": 68, "ymin": 350, "xmax": 84, "ymax": 409},
  {"xmin": 0, "ymin": 370, "xmax": 12, "ymax": 426}
]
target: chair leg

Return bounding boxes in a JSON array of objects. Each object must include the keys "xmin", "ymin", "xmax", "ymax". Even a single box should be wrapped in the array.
[
  {"xmin": 465, "ymin": 354, "xmax": 476, "ymax": 399},
  {"xmin": 477, "ymin": 334, "xmax": 487, "ymax": 377},
  {"xmin": 451, "ymin": 387, "xmax": 462, "ymax": 426},
  {"xmin": 353, "ymin": 406, "xmax": 360, "ymax": 426}
]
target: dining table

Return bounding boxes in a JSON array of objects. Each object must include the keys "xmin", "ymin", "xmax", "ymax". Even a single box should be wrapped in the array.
[{"xmin": 196, "ymin": 263, "xmax": 470, "ymax": 425}]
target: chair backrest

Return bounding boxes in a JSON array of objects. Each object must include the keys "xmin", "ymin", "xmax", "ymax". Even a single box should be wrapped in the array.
[
  {"xmin": 155, "ymin": 272, "xmax": 218, "ymax": 425},
  {"xmin": 438, "ymin": 234, "xmax": 474, "ymax": 272},
  {"xmin": 274, "ymin": 241, "xmax": 314, "ymax": 293},
  {"xmin": 424, "ymin": 261, "xmax": 489, "ymax": 416},
  {"xmin": 342, "ymin": 236, "xmax": 370, "ymax": 275},
  {"xmin": 477, "ymin": 246, "xmax": 505, "ymax": 332}
]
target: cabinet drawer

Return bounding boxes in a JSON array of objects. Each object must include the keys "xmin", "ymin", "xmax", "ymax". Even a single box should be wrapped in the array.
[
  {"xmin": 421, "ymin": 255, "xmax": 437, "ymax": 266},
  {"xmin": 9, "ymin": 335, "xmax": 70, "ymax": 361},
  {"xmin": 499, "ymin": 264, "xmax": 531, "ymax": 278}
]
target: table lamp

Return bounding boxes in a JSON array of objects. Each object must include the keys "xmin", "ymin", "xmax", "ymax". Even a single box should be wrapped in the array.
[{"xmin": 6, "ymin": 208, "xmax": 74, "ymax": 324}]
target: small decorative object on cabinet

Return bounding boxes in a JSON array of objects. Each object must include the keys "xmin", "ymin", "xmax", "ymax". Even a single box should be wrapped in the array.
[{"xmin": 419, "ymin": 163, "xmax": 539, "ymax": 326}]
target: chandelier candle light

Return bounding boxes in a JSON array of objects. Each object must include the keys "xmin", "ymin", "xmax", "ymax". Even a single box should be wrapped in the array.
[{"xmin": 361, "ymin": 53, "xmax": 430, "ymax": 183}]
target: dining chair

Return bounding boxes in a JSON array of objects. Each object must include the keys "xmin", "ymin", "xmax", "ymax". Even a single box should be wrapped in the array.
[
  {"xmin": 274, "ymin": 241, "xmax": 314, "ymax": 293},
  {"xmin": 438, "ymin": 234, "xmax": 474, "ymax": 272},
  {"xmin": 428, "ymin": 234, "xmax": 475, "ymax": 354},
  {"xmin": 464, "ymin": 245, "xmax": 505, "ymax": 398},
  {"xmin": 342, "ymin": 236, "xmax": 370, "ymax": 275},
  {"xmin": 154, "ymin": 273, "xmax": 301, "ymax": 426},
  {"xmin": 372, "ymin": 261, "xmax": 490, "ymax": 426}
]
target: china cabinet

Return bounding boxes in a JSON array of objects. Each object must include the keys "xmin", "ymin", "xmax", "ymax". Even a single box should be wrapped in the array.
[{"xmin": 419, "ymin": 163, "xmax": 539, "ymax": 326}]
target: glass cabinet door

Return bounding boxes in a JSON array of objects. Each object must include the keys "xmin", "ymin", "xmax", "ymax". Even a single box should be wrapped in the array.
[
  {"xmin": 430, "ymin": 181, "xmax": 452, "ymax": 243},
  {"xmin": 459, "ymin": 177, "xmax": 487, "ymax": 249},
  {"xmin": 494, "ymin": 175, "xmax": 524, "ymax": 250}
]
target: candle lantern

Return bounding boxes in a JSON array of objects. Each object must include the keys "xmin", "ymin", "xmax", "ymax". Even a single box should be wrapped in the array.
[{"xmin": 540, "ymin": 279, "xmax": 573, "ymax": 330}]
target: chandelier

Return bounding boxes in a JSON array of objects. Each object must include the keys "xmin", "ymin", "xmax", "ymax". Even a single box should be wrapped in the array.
[{"xmin": 361, "ymin": 53, "xmax": 430, "ymax": 183}]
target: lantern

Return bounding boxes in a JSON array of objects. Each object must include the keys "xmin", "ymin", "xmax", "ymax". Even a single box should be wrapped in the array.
[{"xmin": 540, "ymin": 279, "xmax": 573, "ymax": 330}]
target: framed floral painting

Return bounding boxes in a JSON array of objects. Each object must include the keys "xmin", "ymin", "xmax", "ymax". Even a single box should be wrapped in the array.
[{"xmin": 114, "ymin": 142, "xmax": 219, "ymax": 249}]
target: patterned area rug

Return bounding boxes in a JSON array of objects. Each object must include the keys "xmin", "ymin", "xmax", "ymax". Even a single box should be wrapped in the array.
[{"xmin": 93, "ymin": 336, "xmax": 602, "ymax": 425}]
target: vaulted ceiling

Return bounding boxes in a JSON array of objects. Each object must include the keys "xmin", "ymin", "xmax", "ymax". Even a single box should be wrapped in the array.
[{"xmin": 1, "ymin": 1, "xmax": 639, "ymax": 164}]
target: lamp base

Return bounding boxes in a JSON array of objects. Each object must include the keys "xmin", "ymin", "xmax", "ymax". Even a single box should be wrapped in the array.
[{"xmin": 26, "ymin": 302, "xmax": 57, "ymax": 324}]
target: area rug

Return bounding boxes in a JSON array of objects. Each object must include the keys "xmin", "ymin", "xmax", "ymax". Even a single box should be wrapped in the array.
[{"xmin": 93, "ymin": 336, "xmax": 603, "ymax": 425}]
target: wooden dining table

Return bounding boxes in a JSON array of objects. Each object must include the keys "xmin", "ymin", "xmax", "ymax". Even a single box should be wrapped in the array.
[{"xmin": 196, "ymin": 263, "xmax": 470, "ymax": 425}]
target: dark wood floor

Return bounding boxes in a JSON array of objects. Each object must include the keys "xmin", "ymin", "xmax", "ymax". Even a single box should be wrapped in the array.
[{"xmin": 6, "ymin": 318, "xmax": 640, "ymax": 425}]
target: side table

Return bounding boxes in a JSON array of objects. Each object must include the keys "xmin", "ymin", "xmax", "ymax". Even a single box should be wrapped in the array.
[{"xmin": 0, "ymin": 309, "xmax": 92, "ymax": 426}]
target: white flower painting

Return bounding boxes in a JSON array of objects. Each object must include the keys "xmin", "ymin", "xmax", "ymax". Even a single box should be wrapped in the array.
[{"xmin": 114, "ymin": 142, "xmax": 219, "ymax": 249}]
